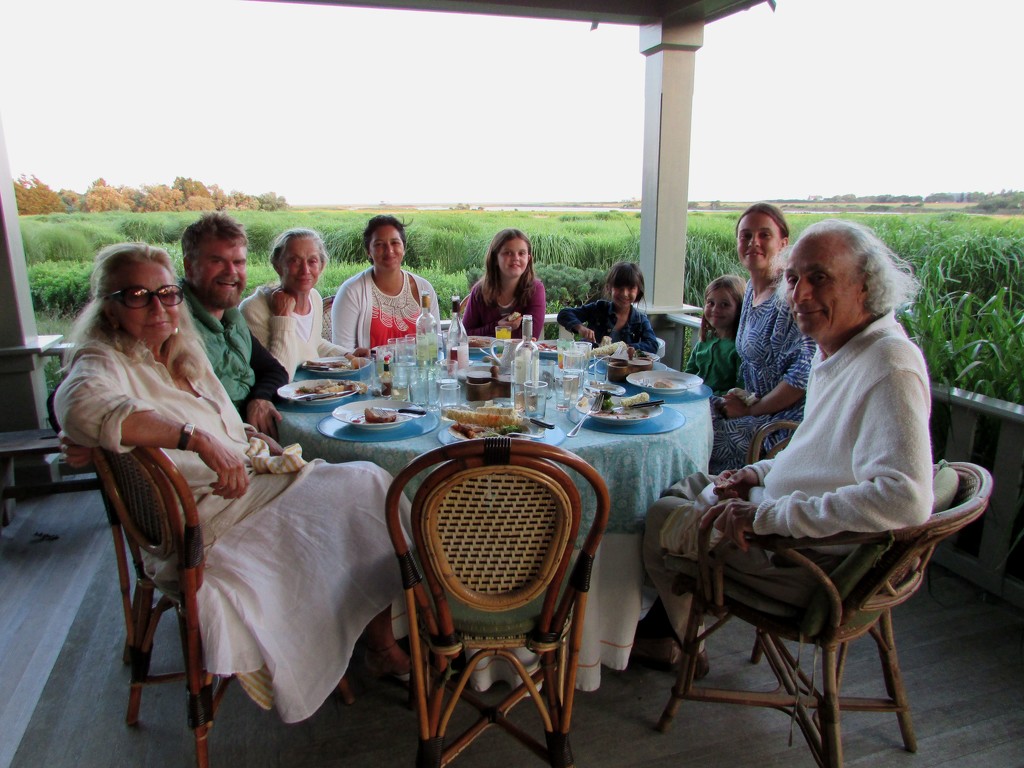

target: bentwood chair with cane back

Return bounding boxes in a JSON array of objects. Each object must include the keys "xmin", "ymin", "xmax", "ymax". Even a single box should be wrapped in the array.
[
  {"xmin": 655, "ymin": 461, "xmax": 992, "ymax": 768},
  {"xmin": 384, "ymin": 437, "xmax": 610, "ymax": 768},
  {"xmin": 93, "ymin": 446, "xmax": 229, "ymax": 768},
  {"xmin": 94, "ymin": 446, "xmax": 356, "ymax": 767}
]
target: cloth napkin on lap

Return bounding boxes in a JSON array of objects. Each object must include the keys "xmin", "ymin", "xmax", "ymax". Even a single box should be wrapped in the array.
[{"xmin": 245, "ymin": 437, "xmax": 307, "ymax": 474}]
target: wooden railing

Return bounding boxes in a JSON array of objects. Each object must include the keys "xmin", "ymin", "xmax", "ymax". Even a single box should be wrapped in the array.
[{"xmin": 930, "ymin": 385, "xmax": 1024, "ymax": 608}]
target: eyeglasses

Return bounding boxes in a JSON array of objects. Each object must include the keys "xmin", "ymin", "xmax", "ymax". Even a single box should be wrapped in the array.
[{"xmin": 104, "ymin": 285, "xmax": 184, "ymax": 308}]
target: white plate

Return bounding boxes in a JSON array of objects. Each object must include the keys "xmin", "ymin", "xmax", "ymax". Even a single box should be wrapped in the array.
[
  {"xmin": 575, "ymin": 396, "xmax": 663, "ymax": 423},
  {"xmin": 626, "ymin": 370, "xmax": 703, "ymax": 394},
  {"xmin": 331, "ymin": 398, "xmax": 425, "ymax": 430},
  {"xmin": 277, "ymin": 379, "xmax": 361, "ymax": 405},
  {"xmin": 300, "ymin": 356, "xmax": 368, "ymax": 378}
]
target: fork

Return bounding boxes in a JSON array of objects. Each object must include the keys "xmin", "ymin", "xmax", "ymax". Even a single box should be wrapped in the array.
[{"xmin": 567, "ymin": 399, "xmax": 601, "ymax": 438}]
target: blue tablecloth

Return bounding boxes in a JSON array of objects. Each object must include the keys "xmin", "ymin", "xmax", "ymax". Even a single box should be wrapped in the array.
[{"xmin": 280, "ymin": 393, "xmax": 712, "ymax": 536}]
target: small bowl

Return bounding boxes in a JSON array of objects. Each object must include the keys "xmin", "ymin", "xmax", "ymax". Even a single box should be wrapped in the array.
[
  {"xmin": 627, "ymin": 358, "xmax": 654, "ymax": 374},
  {"xmin": 606, "ymin": 360, "xmax": 631, "ymax": 382}
]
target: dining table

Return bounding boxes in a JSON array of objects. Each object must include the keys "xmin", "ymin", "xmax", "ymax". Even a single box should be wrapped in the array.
[{"xmin": 279, "ymin": 359, "xmax": 713, "ymax": 691}]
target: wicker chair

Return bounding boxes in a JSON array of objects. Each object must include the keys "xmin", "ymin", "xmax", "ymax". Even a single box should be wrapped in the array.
[
  {"xmin": 746, "ymin": 418, "xmax": 800, "ymax": 463},
  {"xmin": 384, "ymin": 437, "xmax": 609, "ymax": 768},
  {"xmin": 655, "ymin": 461, "xmax": 992, "ymax": 768},
  {"xmin": 93, "ymin": 446, "xmax": 228, "ymax": 768}
]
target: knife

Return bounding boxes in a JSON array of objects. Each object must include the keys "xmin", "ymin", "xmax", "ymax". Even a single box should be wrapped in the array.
[
  {"xmin": 622, "ymin": 399, "xmax": 665, "ymax": 409},
  {"xmin": 530, "ymin": 418, "xmax": 555, "ymax": 430},
  {"xmin": 293, "ymin": 391, "xmax": 349, "ymax": 402}
]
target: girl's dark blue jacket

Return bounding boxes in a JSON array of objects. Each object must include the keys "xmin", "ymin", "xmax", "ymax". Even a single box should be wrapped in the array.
[{"xmin": 556, "ymin": 300, "xmax": 659, "ymax": 354}]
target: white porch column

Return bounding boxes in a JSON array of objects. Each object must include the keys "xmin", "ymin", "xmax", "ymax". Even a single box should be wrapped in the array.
[
  {"xmin": 0, "ymin": 113, "xmax": 51, "ymax": 431},
  {"xmin": 637, "ymin": 19, "xmax": 703, "ymax": 311}
]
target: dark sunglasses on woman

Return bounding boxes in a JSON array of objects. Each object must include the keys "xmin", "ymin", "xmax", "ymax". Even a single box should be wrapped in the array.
[{"xmin": 104, "ymin": 285, "xmax": 184, "ymax": 308}]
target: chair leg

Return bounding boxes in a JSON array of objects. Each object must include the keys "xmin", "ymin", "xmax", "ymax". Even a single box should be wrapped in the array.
[
  {"xmin": 750, "ymin": 627, "xmax": 766, "ymax": 664},
  {"xmin": 656, "ymin": 593, "xmax": 700, "ymax": 733},
  {"xmin": 873, "ymin": 610, "xmax": 917, "ymax": 752},
  {"xmin": 820, "ymin": 645, "xmax": 844, "ymax": 768}
]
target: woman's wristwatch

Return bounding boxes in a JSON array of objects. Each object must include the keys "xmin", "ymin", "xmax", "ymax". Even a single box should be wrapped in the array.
[{"xmin": 178, "ymin": 423, "xmax": 196, "ymax": 451}]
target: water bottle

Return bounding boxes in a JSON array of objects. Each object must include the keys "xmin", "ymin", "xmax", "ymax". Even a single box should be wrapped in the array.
[
  {"xmin": 416, "ymin": 294, "xmax": 438, "ymax": 366},
  {"xmin": 511, "ymin": 315, "xmax": 539, "ymax": 412}
]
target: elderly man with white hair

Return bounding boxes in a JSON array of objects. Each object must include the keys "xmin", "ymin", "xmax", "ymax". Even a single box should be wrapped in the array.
[{"xmin": 639, "ymin": 219, "xmax": 933, "ymax": 674}]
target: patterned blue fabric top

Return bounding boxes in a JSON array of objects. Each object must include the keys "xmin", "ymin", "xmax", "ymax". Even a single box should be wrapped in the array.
[{"xmin": 736, "ymin": 283, "xmax": 816, "ymax": 399}]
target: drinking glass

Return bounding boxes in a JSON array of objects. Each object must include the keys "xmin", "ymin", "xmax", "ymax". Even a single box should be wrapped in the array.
[
  {"xmin": 392, "ymin": 361, "xmax": 414, "ymax": 401},
  {"xmin": 397, "ymin": 335, "xmax": 417, "ymax": 365},
  {"xmin": 438, "ymin": 379, "xmax": 460, "ymax": 413},
  {"xmin": 554, "ymin": 369, "xmax": 583, "ymax": 412},
  {"xmin": 538, "ymin": 360, "xmax": 556, "ymax": 398},
  {"xmin": 523, "ymin": 380, "xmax": 548, "ymax": 420},
  {"xmin": 495, "ymin": 322, "xmax": 512, "ymax": 341}
]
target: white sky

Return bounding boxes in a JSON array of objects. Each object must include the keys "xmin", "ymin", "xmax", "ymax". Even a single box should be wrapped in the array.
[{"xmin": 1, "ymin": 0, "xmax": 1021, "ymax": 205}]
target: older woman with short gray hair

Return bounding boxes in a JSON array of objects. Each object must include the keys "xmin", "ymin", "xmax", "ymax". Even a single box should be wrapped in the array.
[{"xmin": 240, "ymin": 227, "xmax": 358, "ymax": 379}]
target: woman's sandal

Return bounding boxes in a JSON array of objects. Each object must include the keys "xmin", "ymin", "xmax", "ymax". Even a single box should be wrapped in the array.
[{"xmin": 365, "ymin": 642, "xmax": 411, "ymax": 682}]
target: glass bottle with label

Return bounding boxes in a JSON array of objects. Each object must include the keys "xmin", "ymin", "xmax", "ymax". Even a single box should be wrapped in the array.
[
  {"xmin": 416, "ymin": 294, "xmax": 438, "ymax": 366},
  {"xmin": 511, "ymin": 315, "xmax": 539, "ymax": 412},
  {"xmin": 447, "ymin": 295, "xmax": 469, "ymax": 375}
]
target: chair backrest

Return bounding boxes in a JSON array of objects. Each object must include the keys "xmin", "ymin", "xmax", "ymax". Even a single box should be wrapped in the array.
[
  {"xmin": 93, "ymin": 447, "xmax": 205, "ymax": 594},
  {"xmin": 852, "ymin": 461, "xmax": 992, "ymax": 612},
  {"xmin": 386, "ymin": 437, "xmax": 609, "ymax": 645},
  {"xmin": 793, "ymin": 461, "xmax": 993, "ymax": 639},
  {"xmin": 322, "ymin": 294, "xmax": 334, "ymax": 342},
  {"xmin": 747, "ymin": 419, "xmax": 801, "ymax": 464}
]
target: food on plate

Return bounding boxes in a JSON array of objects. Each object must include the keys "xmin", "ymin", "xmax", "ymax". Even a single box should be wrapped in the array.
[
  {"xmin": 303, "ymin": 356, "xmax": 358, "ymax": 370},
  {"xmin": 579, "ymin": 391, "xmax": 650, "ymax": 413},
  {"xmin": 364, "ymin": 407, "xmax": 398, "ymax": 424},
  {"xmin": 652, "ymin": 379, "xmax": 676, "ymax": 389},
  {"xmin": 468, "ymin": 336, "xmax": 491, "ymax": 348},
  {"xmin": 592, "ymin": 340, "xmax": 627, "ymax": 357},
  {"xmin": 617, "ymin": 391, "xmax": 651, "ymax": 408},
  {"xmin": 537, "ymin": 342, "xmax": 557, "ymax": 351},
  {"xmin": 450, "ymin": 423, "xmax": 526, "ymax": 440},
  {"xmin": 442, "ymin": 405, "xmax": 521, "ymax": 428},
  {"xmin": 295, "ymin": 380, "xmax": 366, "ymax": 396}
]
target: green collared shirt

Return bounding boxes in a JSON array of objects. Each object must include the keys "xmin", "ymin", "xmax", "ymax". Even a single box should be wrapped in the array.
[{"xmin": 182, "ymin": 282, "xmax": 255, "ymax": 406}]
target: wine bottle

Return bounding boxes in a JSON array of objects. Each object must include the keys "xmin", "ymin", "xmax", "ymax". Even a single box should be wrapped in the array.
[{"xmin": 447, "ymin": 295, "xmax": 469, "ymax": 375}]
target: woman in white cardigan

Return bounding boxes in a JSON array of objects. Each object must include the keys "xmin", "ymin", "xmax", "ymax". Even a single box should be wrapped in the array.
[
  {"xmin": 331, "ymin": 215, "xmax": 439, "ymax": 356},
  {"xmin": 240, "ymin": 228, "xmax": 358, "ymax": 381}
]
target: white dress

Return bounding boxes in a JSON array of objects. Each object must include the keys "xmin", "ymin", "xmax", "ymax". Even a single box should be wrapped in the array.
[{"xmin": 55, "ymin": 342, "xmax": 409, "ymax": 723}]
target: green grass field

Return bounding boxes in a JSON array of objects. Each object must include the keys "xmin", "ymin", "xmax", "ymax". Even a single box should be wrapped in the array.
[{"xmin": 21, "ymin": 208, "xmax": 1024, "ymax": 405}]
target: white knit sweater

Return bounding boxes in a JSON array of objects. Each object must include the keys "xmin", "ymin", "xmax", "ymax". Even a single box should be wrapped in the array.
[
  {"xmin": 240, "ymin": 286, "xmax": 349, "ymax": 381},
  {"xmin": 750, "ymin": 313, "xmax": 933, "ymax": 539}
]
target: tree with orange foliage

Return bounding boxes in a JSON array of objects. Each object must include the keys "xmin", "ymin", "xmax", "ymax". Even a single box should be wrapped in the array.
[{"xmin": 14, "ymin": 175, "xmax": 64, "ymax": 215}]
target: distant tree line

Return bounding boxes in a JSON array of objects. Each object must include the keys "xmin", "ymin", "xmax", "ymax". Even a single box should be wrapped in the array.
[
  {"xmin": 13, "ymin": 175, "xmax": 289, "ymax": 216},
  {"xmin": 799, "ymin": 191, "xmax": 1023, "ymax": 213}
]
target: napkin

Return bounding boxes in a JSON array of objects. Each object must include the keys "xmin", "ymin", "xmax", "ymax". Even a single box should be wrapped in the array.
[
  {"xmin": 236, "ymin": 666, "xmax": 274, "ymax": 710},
  {"xmin": 245, "ymin": 437, "xmax": 307, "ymax": 474}
]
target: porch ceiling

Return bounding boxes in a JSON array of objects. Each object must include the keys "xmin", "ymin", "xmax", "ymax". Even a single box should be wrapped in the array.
[{"xmin": 257, "ymin": 0, "xmax": 771, "ymax": 26}]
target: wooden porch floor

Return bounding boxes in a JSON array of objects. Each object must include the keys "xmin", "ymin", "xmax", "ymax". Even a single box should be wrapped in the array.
[{"xmin": 3, "ymin": 491, "xmax": 1023, "ymax": 768}]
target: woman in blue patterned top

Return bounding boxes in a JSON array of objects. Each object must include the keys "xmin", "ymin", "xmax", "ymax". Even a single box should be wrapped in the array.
[{"xmin": 710, "ymin": 204, "xmax": 816, "ymax": 473}]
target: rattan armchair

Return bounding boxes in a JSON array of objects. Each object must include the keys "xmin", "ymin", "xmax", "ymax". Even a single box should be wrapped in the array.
[
  {"xmin": 655, "ymin": 461, "xmax": 992, "ymax": 768},
  {"xmin": 384, "ymin": 437, "xmax": 609, "ymax": 768},
  {"xmin": 746, "ymin": 419, "xmax": 800, "ymax": 463}
]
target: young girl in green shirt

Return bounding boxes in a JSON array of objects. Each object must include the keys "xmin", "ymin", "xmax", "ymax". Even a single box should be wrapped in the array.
[{"xmin": 684, "ymin": 275, "xmax": 744, "ymax": 395}]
